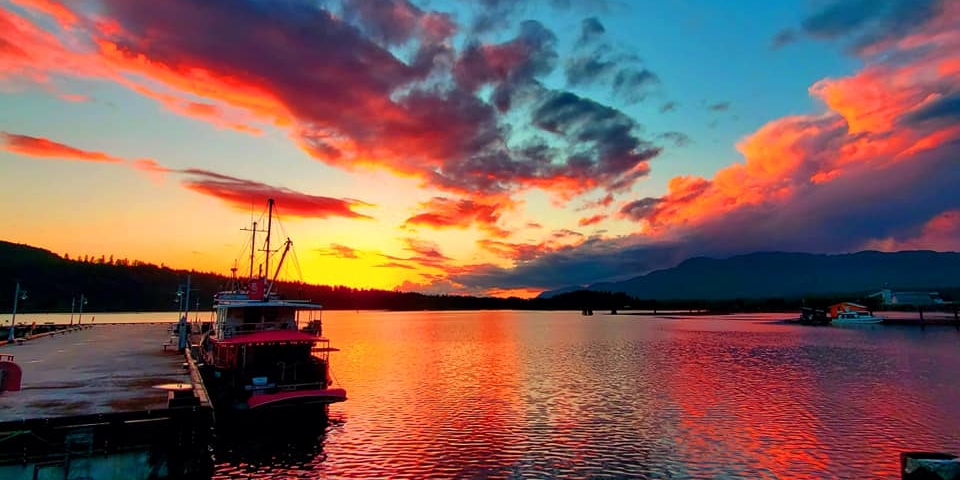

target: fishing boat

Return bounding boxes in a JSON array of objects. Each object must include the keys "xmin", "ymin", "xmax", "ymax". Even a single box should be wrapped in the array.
[{"xmin": 197, "ymin": 199, "xmax": 346, "ymax": 414}]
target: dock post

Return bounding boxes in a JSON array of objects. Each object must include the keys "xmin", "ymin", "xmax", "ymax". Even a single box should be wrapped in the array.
[
  {"xmin": 179, "ymin": 275, "xmax": 191, "ymax": 353},
  {"xmin": 919, "ymin": 307, "xmax": 925, "ymax": 331},
  {"xmin": 953, "ymin": 305, "xmax": 959, "ymax": 332},
  {"xmin": 900, "ymin": 451, "xmax": 959, "ymax": 479}
]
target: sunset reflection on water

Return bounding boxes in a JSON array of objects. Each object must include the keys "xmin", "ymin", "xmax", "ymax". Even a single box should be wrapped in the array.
[{"xmin": 199, "ymin": 310, "xmax": 960, "ymax": 479}]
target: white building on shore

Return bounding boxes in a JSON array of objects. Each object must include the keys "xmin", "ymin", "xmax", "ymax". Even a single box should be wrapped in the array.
[{"xmin": 868, "ymin": 288, "xmax": 945, "ymax": 306}]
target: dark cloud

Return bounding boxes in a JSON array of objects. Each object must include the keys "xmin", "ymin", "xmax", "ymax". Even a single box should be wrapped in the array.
[
  {"xmin": 795, "ymin": 0, "xmax": 945, "ymax": 53},
  {"xmin": 466, "ymin": 0, "xmax": 616, "ymax": 34},
  {"xmin": 619, "ymin": 197, "xmax": 662, "ymax": 221},
  {"xmin": 770, "ymin": 29, "xmax": 798, "ymax": 49},
  {"xmin": 902, "ymin": 93, "xmax": 960, "ymax": 126},
  {"xmin": 706, "ymin": 101, "xmax": 730, "ymax": 112},
  {"xmin": 659, "ymin": 101, "xmax": 678, "ymax": 113},
  {"xmin": 658, "ymin": 131, "xmax": 691, "ymax": 148},
  {"xmin": 563, "ymin": 17, "xmax": 656, "ymax": 104},
  {"xmin": 340, "ymin": 0, "xmax": 456, "ymax": 46},
  {"xmin": 454, "ymin": 237, "xmax": 686, "ymax": 290},
  {"xmin": 453, "ymin": 20, "xmax": 558, "ymax": 91},
  {"xmin": 42, "ymin": 0, "xmax": 667, "ymax": 210},
  {"xmin": 576, "ymin": 17, "xmax": 606, "ymax": 46},
  {"xmin": 612, "ymin": 69, "xmax": 660, "ymax": 103},
  {"xmin": 530, "ymin": 88, "xmax": 660, "ymax": 190},
  {"xmin": 564, "ymin": 55, "xmax": 618, "ymax": 87}
]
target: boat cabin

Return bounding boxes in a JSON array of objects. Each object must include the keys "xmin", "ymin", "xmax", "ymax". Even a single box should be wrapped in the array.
[{"xmin": 829, "ymin": 302, "xmax": 868, "ymax": 319}]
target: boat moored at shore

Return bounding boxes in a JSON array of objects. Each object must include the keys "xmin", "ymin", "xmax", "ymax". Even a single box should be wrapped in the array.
[
  {"xmin": 196, "ymin": 199, "xmax": 346, "ymax": 414},
  {"xmin": 831, "ymin": 310, "xmax": 884, "ymax": 325}
]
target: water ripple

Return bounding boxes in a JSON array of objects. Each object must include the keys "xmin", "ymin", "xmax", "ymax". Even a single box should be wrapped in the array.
[{"xmin": 211, "ymin": 311, "xmax": 960, "ymax": 478}]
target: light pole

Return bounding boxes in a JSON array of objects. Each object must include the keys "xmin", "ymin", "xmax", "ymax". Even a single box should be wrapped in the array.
[
  {"xmin": 175, "ymin": 285, "xmax": 184, "ymax": 319},
  {"xmin": 76, "ymin": 294, "xmax": 87, "ymax": 325},
  {"xmin": 70, "ymin": 296, "xmax": 76, "ymax": 326},
  {"xmin": 8, "ymin": 282, "xmax": 27, "ymax": 342}
]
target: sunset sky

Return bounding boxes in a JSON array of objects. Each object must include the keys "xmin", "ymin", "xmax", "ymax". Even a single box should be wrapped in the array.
[{"xmin": 1, "ymin": 0, "xmax": 958, "ymax": 298}]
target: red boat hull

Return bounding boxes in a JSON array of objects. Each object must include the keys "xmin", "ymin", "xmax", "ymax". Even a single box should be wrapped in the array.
[{"xmin": 245, "ymin": 388, "xmax": 347, "ymax": 409}]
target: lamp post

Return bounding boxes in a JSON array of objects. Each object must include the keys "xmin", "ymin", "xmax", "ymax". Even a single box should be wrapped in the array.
[
  {"xmin": 8, "ymin": 282, "xmax": 27, "ymax": 342},
  {"xmin": 175, "ymin": 285, "xmax": 184, "ymax": 320},
  {"xmin": 76, "ymin": 294, "xmax": 87, "ymax": 325}
]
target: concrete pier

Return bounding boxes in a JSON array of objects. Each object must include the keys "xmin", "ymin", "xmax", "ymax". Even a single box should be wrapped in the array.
[
  {"xmin": 0, "ymin": 323, "xmax": 212, "ymax": 479},
  {"xmin": 0, "ymin": 323, "xmax": 189, "ymax": 420}
]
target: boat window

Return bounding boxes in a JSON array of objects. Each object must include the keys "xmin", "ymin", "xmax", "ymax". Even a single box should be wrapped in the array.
[{"xmin": 243, "ymin": 307, "xmax": 262, "ymax": 324}]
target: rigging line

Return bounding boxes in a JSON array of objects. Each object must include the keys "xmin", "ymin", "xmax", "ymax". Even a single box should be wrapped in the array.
[
  {"xmin": 276, "ymin": 206, "xmax": 306, "ymax": 284},
  {"xmin": 290, "ymin": 246, "xmax": 304, "ymax": 283},
  {"xmin": 236, "ymin": 207, "xmax": 268, "ymax": 277},
  {"xmin": 267, "ymin": 204, "xmax": 306, "ymax": 284}
]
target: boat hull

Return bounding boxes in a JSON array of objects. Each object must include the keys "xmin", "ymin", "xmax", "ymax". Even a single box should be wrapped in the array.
[
  {"xmin": 246, "ymin": 388, "xmax": 347, "ymax": 409},
  {"xmin": 831, "ymin": 317, "xmax": 884, "ymax": 325}
]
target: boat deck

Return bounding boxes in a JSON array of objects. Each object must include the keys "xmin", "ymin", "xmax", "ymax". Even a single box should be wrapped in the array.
[{"xmin": 0, "ymin": 323, "xmax": 189, "ymax": 422}]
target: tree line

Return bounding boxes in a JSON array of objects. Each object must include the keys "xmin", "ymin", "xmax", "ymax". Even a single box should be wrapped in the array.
[{"xmin": 3, "ymin": 241, "xmax": 949, "ymax": 314}]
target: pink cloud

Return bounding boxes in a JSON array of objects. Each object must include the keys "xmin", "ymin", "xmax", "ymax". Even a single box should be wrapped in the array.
[{"xmin": 1, "ymin": 131, "xmax": 123, "ymax": 163}]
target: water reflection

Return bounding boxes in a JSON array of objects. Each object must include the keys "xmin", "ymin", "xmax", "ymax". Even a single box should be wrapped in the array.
[
  {"xmin": 212, "ymin": 414, "xmax": 334, "ymax": 479},
  {"xmin": 206, "ymin": 311, "xmax": 960, "ymax": 479}
]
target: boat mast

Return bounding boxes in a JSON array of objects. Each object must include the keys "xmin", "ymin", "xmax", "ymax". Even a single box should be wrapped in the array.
[
  {"xmin": 240, "ymin": 221, "xmax": 261, "ymax": 281},
  {"xmin": 249, "ymin": 222, "xmax": 256, "ymax": 280},
  {"xmin": 264, "ymin": 198, "xmax": 274, "ymax": 281}
]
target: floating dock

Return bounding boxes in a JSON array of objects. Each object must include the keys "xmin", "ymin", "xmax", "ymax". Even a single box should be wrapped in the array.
[{"xmin": 0, "ymin": 323, "xmax": 212, "ymax": 479}]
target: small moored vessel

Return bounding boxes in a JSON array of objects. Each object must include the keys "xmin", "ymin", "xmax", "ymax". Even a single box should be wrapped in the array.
[
  {"xmin": 798, "ymin": 307, "xmax": 830, "ymax": 325},
  {"xmin": 198, "ymin": 199, "xmax": 346, "ymax": 414},
  {"xmin": 831, "ymin": 310, "xmax": 884, "ymax": 325}
]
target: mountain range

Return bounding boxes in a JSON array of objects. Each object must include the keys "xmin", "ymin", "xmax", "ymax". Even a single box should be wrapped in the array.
[{"xmin": 538, "ymin": 251, "xmax": 960, "ymax": 300}]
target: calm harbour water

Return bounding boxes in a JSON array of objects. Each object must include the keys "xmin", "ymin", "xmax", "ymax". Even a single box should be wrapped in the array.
[{"xmin": 16, "ymin": 310, "xmax": 960, "ymax": 478}]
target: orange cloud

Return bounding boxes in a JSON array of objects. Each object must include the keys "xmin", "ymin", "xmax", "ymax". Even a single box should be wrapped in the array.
[
  {"xmin": 622, "ymin": 2, "xmax": 960, "ymax": 236},
  {"xmin": 0, "ymin": 131, "xmax": 124, "ymax": 163},
  {"xmin": 3, "ymin": 0, "xmax": 662, "ymax": 210},
  {"xmin": 578, "ymin": 214, "xmax": 606, "ymax": 227},
  {"xmin": 476, "ymin": 229, "xmax": 586, "ymax": 262},
  {"xmin": 405, "ymin": 196, "xmax": 514, "ymax": 236},
  {"xmin": 58, "ymin": 93, "xmax": 90, "ymax": 102},
  {"xmin": 865, "ymin": 210, "xmax": 960, "ymax": 252},
  {"xmin": 316, "ymin": 244, "xmax": 362, "ymax": 259},
  {"xmin": 7, "ymin": 0, "xmax": 78, "ymax": 27},
  {"xmin": 123, "ymin": 83, "xmax": 264, "ymax": 134},
  {"xmin": 179, "ymin": 169, "xmax": 375, "ymax": 220},
  {"xmin": 482, "ymin": 287, "xmax": 543, "ymax": 299},
  {"xmin": 0, "ymin": 7, "xmax": 104, "ymax": 83}
]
